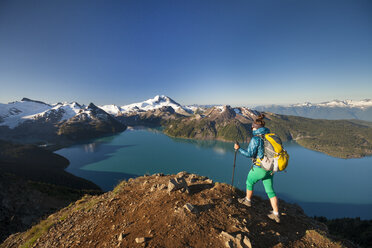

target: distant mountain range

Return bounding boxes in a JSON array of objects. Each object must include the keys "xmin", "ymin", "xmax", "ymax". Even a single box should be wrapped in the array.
[
  {"xmin": 1, "ymin": 96, "xmax": 372, "ymax": 158},
  {"xmin": 0, "ymin": 98, "xmax": 126, "ymax": 144},
  {"xmin": 2, "ymin": 97, "xmax": 371, "ymax": 131},
  {"xmin": 0, "ymin": 96, "xmax": 192, "ymax": 129},
  {"xmin": 255, "ymin": 99, "xmax": 372, "ymax": 121}
]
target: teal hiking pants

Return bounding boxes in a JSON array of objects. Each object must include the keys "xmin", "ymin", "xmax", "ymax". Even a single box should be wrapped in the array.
[{"xmin": 246, "ymin": 167, "xmax": 276, "ymax": 199}]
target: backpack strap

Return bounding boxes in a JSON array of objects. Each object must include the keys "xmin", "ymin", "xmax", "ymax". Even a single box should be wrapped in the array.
[
  {"xmin": 257, "ymin": 134, "xmax": 266, "ymax": 157},
  {"xmin": 250, "ymin": 135, "xmax": 265, "ymax": 170},
  {"xmin": 256, "ymin": 134, "xmax": 265, "ymax": 139}
]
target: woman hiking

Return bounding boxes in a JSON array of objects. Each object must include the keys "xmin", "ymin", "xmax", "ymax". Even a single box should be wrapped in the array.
[{"xmin": 233, "ymin": 114, "xmax": 281, "ymax": 223}]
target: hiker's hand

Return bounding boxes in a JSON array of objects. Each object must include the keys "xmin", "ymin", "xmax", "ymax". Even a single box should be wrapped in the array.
[{"xmin": 234, "ymin": 143, "xmax": 240, "ymax": 150}]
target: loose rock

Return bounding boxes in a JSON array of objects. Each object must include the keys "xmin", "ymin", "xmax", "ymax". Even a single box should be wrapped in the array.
[
  {"xmin": 220, "ymin": 231, "xmax": 235, "ymax": 241},
  {"xmin": 158, "ymin": 184, "xmax": 167, "ymax": 190},
  {"xmin": 168, "ymin": 177, "xmax": 189, "ymax": 193},
  {"xmin": 243, "ymin": 236, "xmax": 252, "ymax": 248},
  {"xmin": 205, "ymin": 179, "xmax": 213, "ymax": 184},
  {"xmin": 225, "ymin": 239, "xmax": 234, "ymax": 248},
  {"xmin": 176, "ymin": 171, "xmax": 188, "ymax": 178},
  {"xmin": 184, "ymin": 203, "xmax": 198, "ymax": 214},
  {"xmin": 221, "ymin": 231, "xmax": 252, "ymax": 248},
  {"xmin": 135, "ymin": 237, "xmax": 146, "ymax": 243},
  {"xmin": 118, "ymin": 233, "xmax": 123, "ymax": 241},
  {"xmin": 150, "ymin": 184, "xmax": 158, "ymax": 192}
]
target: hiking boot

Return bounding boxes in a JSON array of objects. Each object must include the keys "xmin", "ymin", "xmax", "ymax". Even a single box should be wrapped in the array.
[
  {"xmin": 267, "ymin": 212, "xmax": 280, "ymax": 223},
  {"xmin": 238, "ymin": 197, "xmax": 251, "ymax": 207}
]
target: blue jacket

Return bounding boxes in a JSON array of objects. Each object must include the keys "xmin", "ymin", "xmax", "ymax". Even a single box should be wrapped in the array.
[{"xmin": 239, "ymin": 127, "xmax": 270, "ymax": 160}]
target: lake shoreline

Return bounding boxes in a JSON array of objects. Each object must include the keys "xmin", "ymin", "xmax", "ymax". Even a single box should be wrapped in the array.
[
  {"xmin": 42, "ymin": 124, "xmax": 372, "ymax": 159},
  {"xmin": 56, "ymin": 128, "xmax": 372, "ymax": 220}
]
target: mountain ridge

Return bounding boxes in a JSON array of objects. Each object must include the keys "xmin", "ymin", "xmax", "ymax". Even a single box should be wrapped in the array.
[
  {"xmin": 0, "ymin": 99, "xmax": 127, "ymax": 145},
  {"xmin": 1, "ymin": 96, "xmax": 372, "ymax": 158},
  {"xmin": 164, "ymin": 107, "xmax": 372, "ymax": 158},
  {"xmin": 164, "ymin": 105, "xmax": 257, "ymax": 143},
  {"xmin": 255, "ymin": 99, "xmax": 372, "ymax": 121},
  {"xmin": 2, "ymin": 96, "xmax": 371, "ymax": 129},
  {"xmin": 0, "ymin": 172, "xmax": 355, "ymax": 248}
]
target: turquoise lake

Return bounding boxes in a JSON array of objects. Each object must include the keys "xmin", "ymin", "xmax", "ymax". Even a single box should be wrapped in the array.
[{"xmin": 56, "ymin": 128, "xmax": 372, "ymax": 220}]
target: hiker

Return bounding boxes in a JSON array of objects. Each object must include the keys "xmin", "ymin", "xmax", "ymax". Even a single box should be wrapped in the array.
[{"xmin": 233, "ymin": 114, "xmax": 281, "ymax": 223}]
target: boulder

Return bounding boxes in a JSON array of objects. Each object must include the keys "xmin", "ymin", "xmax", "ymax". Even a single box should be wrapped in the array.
[{"xmin": 167, "ymin": 177, "xmax": 189, "ymax": 193}]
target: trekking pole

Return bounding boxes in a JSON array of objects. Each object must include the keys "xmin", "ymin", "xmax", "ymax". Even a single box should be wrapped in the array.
[{"xmin": 231, "ymin": 141, "xmax": 239, "ymax": 186}]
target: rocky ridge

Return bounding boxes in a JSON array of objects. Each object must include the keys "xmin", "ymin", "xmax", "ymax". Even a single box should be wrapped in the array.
[
  {"xmin": 57, "ymin": 103, "xmax": 127, "ymax": 140},
  {"xmin": 164, "ymin": 106, "xmax": 372, "ymax": 158},
  {"xmin": 116, "ymin": 105, "xmax": 187, "ymax": 127},
  {"xmin": 1, "ymin": 172, "xmax": 354, "ymax": 248},
  {"xmin": 164, "ymin": 105, "xmax": 257, "ymax": 143}
]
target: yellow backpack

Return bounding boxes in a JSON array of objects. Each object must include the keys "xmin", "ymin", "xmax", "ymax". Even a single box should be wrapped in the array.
[{"xmin": 256, "ymin": 133, "xmax": 289, "ymax": 172}]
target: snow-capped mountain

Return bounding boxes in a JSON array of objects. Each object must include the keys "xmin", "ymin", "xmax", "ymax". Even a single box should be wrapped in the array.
[
  {"xmin": 99, "ymin": 95, "xmax": 194, "ymax": 116},
  {"xmin": 0, "ymin": 97, "xmax": 121, "ymax": 129},
  {"xmin": 57, "ymin": 103, "xmax": 126, "ymax": 140},
  {"xmin": 67, "ymin": 103, "xmax": 112, "ymax": 123},
  {"xmin": 0, "ymin": 98, "xmax": 127, "ymax": 143},
  {"xmin": 0, "ymin": 98, "xmax": 90, "ymax": 128},
  {"xmin": 234, "ymin": 107, "xmax": 261, "ymax": 120},
  {"xmin": 0, "ymin": 96, "xmax": 190, "ymax": 129},
  {"xmin": 26, "ymin": 102, "xmax": 84, "ymax": 123},
  {"xmin": 97, "ymin": 104, "xmax": 123, "ymax": 116},
  {"xmin": 255, "ymin": 99, "xmax": 372, "ymax": 121},
  {"xmin": 122, "ymin": 95, "xmax": 183, "ymax": 112},
  {"xmin": 199, "ymin": 105, "xmax": 259, "ymax": 123},
  {"xmin": 292, "ymin": 99, "xmax": 372, "ymax": 109},
  {"xmin": 3, "ymin": 97, "xmax": 371, "ymax": 130},
  {"xmin": 0, "ymin": 98, "xmax": 52, "ymax": 128}
]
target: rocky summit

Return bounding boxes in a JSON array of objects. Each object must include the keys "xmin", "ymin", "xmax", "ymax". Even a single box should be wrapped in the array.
[{"xmin": 1, "ymin": 172, "xmax": 354, "ymax": 248}]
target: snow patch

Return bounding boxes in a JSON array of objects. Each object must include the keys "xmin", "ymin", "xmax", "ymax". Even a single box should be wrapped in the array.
[
  {"xmin": 233, "ymin": 108, "xmax": 242, "ymax": 115},
  {"xmin": 26, "ymin": 102, "xmax": 83, "ymax": 122},
  {"xmin": 0, "ymin": 100, "xmax": 51, "ymax": 128},
  {"xmin": 99, "ymin": 104, "xmax": 123, "ymax": 116}
]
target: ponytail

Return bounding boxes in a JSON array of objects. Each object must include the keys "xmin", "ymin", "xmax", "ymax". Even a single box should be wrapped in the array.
[{"xmin": 252, "ymin": 113, "xmax": 265, "ymax": 129}]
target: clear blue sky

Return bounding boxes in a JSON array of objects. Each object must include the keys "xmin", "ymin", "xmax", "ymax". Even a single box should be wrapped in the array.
[{"xmin": 0, "ymin": 0, "xmax": 371, "ymax": 106}]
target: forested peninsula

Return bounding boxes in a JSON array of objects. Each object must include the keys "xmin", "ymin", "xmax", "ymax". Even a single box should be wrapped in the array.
[{"xmin": 163, "ymin": 106, "xmax": 372, "ymax": 159}]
